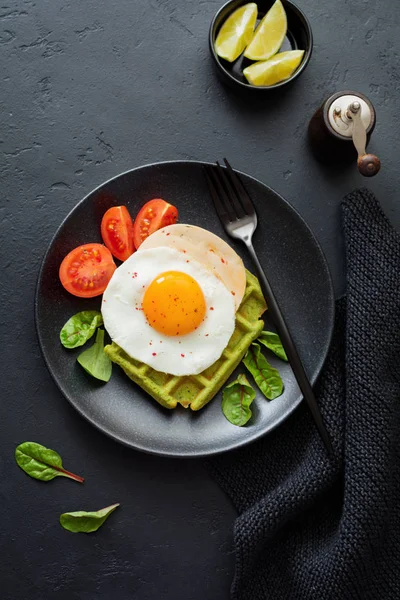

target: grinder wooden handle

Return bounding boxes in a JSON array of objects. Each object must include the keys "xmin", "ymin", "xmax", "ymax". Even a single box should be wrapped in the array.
[
  {"xmin": 357, "ymin": 153, "xmax": 381, "ymax": 177},
  {"xmin": 350, "ymin": 102, "xmax": 381, "ymax": 177}
]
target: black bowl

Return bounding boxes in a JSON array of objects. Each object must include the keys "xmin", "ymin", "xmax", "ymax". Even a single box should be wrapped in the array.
[{"xmin": 209, "ymin": 0, "xmax": 313, "ymax": 92}]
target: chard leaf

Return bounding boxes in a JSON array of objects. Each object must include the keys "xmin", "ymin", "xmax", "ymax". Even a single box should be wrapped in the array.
[
  {"xmin": 60, "ymin": 503, "xmax": 120, "ymax": 533},
  {"xmin": 60, "ymin": 310, "xmax": 103, "ymax": 349},
  {"xmin": 222, "ymin": 374, "xmax": 256, "ymax": 426},
  {"xmin": 15, "ymin": 442, "xmax": 84, "ymax": 483},
  {"xmin": 77, "ymin": 329, "xmax": 112, "ymax": 382},
  {"xmin": 257, "ymin": 330, "xmax": 288, "ymax": 361},
  {"xmin": 243, "ymin": 343, "xmax": 283, "ymax": 400}
]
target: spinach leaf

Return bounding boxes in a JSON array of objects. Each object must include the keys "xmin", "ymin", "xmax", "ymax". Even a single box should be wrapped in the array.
[
  {"xmin": 243, "ymin": 343, "xmax": 284, "ymax": 400},
  {"xmin": 60, "ymin": 503, "xmax": 120, "ymax": 533},
  {"xmin": 258, "ymin": 331, "xmax": 288, "ymax": 361},
  {"xmin": 15, "ymin": 442, "xmax": 84, "ymax": 483},
  {"xmin": 77, "ymin": 329, "xmax": 112, "ymax": 382},
  {"xmin": 222, "ymin": 374, "xmax": 256, "ymax": 427},
  {"xmin": 60, "ymin": 310, "xmax": 103, "ymax": 349}
]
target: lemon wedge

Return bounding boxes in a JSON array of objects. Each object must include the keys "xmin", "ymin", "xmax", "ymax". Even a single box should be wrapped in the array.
[
  {"xmin": 215, "ymin": 3, "xmax": 258, "ymax": 63},
  {"xmin": 243, "ymin": 50, "xmax": 305, "ymax": 86},
  {"xmin": 244, "ymin": 0, "xmax": 287, "ymax": 61}
]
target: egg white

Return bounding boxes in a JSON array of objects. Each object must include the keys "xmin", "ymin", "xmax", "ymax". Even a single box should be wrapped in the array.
[{"xmin": 101, "ymin": 247, "xmax": 236, "ymax": 376}]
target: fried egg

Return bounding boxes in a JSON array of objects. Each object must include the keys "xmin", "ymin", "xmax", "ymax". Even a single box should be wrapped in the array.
[
  {"xmin": 101, "ymin": 247, "xmax": 236, "ymax": 376},
  {"xmin": 139, "ymin": 224, "xmax": 246, "ymax": 310}
]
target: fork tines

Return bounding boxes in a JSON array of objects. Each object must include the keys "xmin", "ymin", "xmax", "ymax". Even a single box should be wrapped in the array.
[{"xmin": 204, "ymin": 159, "xmax": 255, "ymax": 223}]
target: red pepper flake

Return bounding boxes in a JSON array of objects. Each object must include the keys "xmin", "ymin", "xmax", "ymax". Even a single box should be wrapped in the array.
[
  {"xmin": 166, "ymin": 232, "xmax": 170, "ymax": 236},
  {"xmin": 205, "ymin": 334, "xmax": 209, "ymax": 336},
  {"xmin": 231, "ymin": 291, "xmax": 236, "ymax": 296},
  {"xmin": 152, "ymin": 352, "xmax": 157, "ymax": 356},
  {"xmin": 103, "ymin": 299, "xmax": 107, "ymax": 302},
  {"xmin": 221, "ymin": 258, "xmax": 225, "ymax": 264},
  {"xmin": 186, "ymin": 260, "xmax": 190, "ymax": 263},
  {"xmin": 142, "ymin": 285, "xmax": 145, "ymax": 288},
  {"xmin": 183, "ymin": 250, "xmax": 187, "ymax": 253},
  {"xmin": 181, "ymin": 354, "xmax": 185, "ymax": 358},
  {"xmin": 149, "ymin": 342, "xmax": 152, "ymax": 345},
  {"xmin": 210, "ymin": 307, "xmax": 214, "ymax": 311}
]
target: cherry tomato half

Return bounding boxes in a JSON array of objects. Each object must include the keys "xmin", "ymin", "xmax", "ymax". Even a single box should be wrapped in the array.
[
  {"xmin": 101, "ymin": 205, "xmax": 135, "ymax": 262},
  {"xmin": 59, "ymin": 243, "xmax": 116, "ymax": 298},
  {"xmin": 132, "ymin": 199, "xmax": 178, "ymax": 249}
]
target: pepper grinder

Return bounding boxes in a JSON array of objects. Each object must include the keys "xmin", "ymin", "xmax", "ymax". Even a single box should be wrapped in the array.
[{"xmin": 308, "ymin": 90, "xmax": 381, "ymax": 177}]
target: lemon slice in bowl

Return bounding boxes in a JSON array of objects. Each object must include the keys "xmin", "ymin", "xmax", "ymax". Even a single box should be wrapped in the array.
[
  {"xmin": 244, "ymin": 0, "xmax": 287, "ymax": 61},
  {"xmin": 214, "ymin": 3, "xmax": 258, "ymax": 63},
  {"xmin": 243, "ymin": 50, "xmax": 305, "ymax": 86}
]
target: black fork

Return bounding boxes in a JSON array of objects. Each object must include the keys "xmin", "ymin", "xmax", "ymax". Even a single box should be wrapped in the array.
[{"xmin": 204, "ymin": 159, "xmax": 333, "ymax": 456}]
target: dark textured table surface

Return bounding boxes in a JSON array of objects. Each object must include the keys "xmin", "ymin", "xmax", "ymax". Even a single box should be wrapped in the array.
[{"xmin": 1, "ymin": 1, "xmax": 399, "ymax": 598}]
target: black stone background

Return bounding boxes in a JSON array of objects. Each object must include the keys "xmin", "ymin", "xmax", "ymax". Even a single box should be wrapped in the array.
[{"xmin": 1, "ymin": 1, "xmax": 399, "ymax": 598}]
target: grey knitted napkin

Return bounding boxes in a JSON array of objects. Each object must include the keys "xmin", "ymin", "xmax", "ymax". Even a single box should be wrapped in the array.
[{"xmin": 209, "ymin": 188, "xmax": 400, "ymax": 600}]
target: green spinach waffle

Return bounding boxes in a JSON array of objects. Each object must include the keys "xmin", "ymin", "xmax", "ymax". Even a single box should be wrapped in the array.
[{"xmin": 104, "ymin": 270, "xmax": 267, "ymax": 411}]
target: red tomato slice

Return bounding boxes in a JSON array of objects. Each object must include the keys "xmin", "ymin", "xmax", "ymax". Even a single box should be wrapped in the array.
[
  {"xmin": 59, "ymin": 243, "xmax": 116, "ymax": 298},
  {"xmin": 133, "ymin": 199, "xmax": 178, "ymax": 249},
  {"xmin": 101, "ymin": 205, "xmax": 135, "ymax": 262}
]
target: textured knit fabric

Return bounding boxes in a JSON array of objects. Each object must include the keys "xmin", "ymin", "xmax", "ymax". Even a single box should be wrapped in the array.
[{"xmin": 209, "ymin": 189, "xmax": 400, "ymax": 600}]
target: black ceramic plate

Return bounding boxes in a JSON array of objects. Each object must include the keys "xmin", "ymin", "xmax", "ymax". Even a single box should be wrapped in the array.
[{"xmin": 35, "ymin": 161, "xmax": 334, "ymax": 457}]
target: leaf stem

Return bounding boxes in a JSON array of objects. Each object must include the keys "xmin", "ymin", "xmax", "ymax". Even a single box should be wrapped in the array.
[{"xmin": 53, "ymin": 465, "xmax": 84, "ymax": 483}]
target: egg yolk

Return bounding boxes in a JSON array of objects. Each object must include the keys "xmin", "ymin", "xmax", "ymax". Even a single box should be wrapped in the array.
[{"xmin": 142, "ymin": 271, "xmax": 206, "ymax": 336}]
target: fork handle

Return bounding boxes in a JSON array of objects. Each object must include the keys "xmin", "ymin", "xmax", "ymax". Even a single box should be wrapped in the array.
[{"xmin": 245, "ymin": 241, "xmax": 334, "ymax": 456}]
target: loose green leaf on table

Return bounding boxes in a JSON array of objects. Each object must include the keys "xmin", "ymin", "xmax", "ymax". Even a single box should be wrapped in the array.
[
  {"xmin": 243, "ymin": 343, "xmax": 284, "ymax": 400},
  {"xmin": 60, "ymin": 310, "xmax": 103, "ymax": 349},
  {"xmin": 60, "ymin": 503, "xmax": 120, "ymax": 533},
  {"xmin": 258, "ymin": 330, "xmax": 288, "ymax": 361},
  {"xmin": 222, "ymin": 374, "xmax": 256, "ymax": 427},
  {"xmin": 77, "ymin": 328, "xmax": 112, "ymax": 382},
  {"xmin": 15, "ymin": 441, "xmax": 84, "ymax": 483}
]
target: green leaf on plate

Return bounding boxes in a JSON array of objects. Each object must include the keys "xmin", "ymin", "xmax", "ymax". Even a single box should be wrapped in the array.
[
  {"xmin": 243, "ymin": 343, "xmax": 283, "ymax": 400},
  {"xmin": 77, "ymin": 328, "xmax": 112, "ymax": 382},
  {"xmin": 222, "ymin": 374, "xmax": 256, "ymax": 427},
  {"xmin": 60, "ymin": 503, "xmax": 120, "ymax": 533},
  {"xmin": 257, "ymin": 330, "xmax": 288, "ymax": 361},
  {"xmin": 60, "ymin": 310, "xmax": 103, "ymax": 349},
  {"xmin": 15, "ymin": 442, "xmax": 84, "ymax": 483}
]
